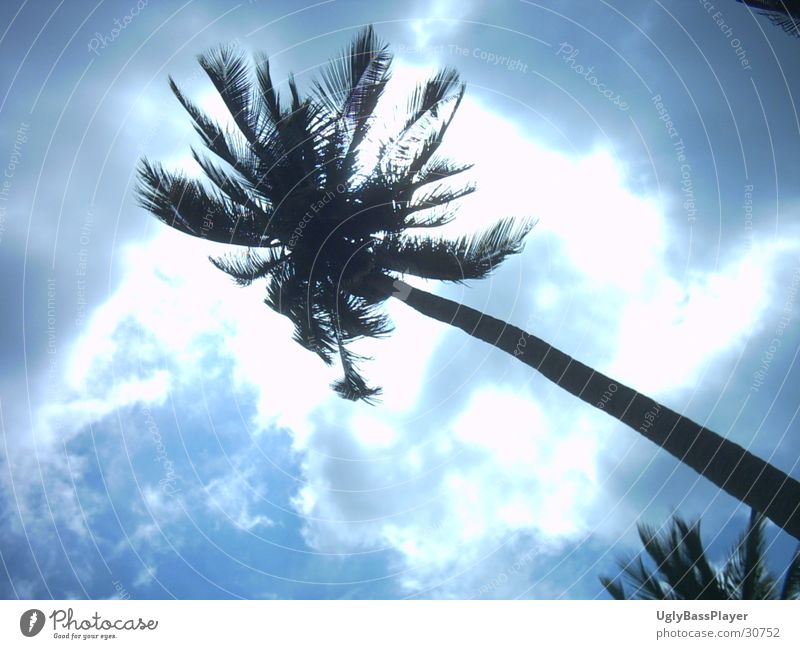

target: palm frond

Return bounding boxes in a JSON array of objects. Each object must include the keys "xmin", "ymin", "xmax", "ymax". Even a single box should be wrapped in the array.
[
  {"xmin": 373, "ymin": 234, "xmax": 474, "ymax": 281},
  {"xmin": 403, "ymin": 207, "xmax": 458, "ymax": 230},
  {"xmin": 169, "ymin": 77, "xmax": 265, "ymax": 189},
  {"xmin": 209, "ymin": 249, "xmax": 286, "ymax": 287},
  {"xmin": 331, "ymin": 340, "xmax": 382, "ymax": 403},
  {"xmin": 405, "ymin": 83, "xmax": 465, "ymax": 179},
  {"xmin": 313, "ymin": 26, "xmax": 393, "ymax": 185},
  {"xmin": 253, "ymin": 53, "xmax": 284, "ymax": 126},
  {"xmin": 136, "ymin": 159, "xmax": 274, "ymax": 247},
  {"xmin": 375, "ymin": 217, "xmax": 534, "ymax": 281},
  {"xmin": 191, "ymin": 148, "xmax": 271, "ymax": 215},
  {"xmin": 403, "ymin": 67, "xmax": 463, "ymax": 132},
  {"xmin": 601, "ymin": 509, "xmax": 800, "ymax": 600},
  {"xmin": 737, "ymin": 0, "xmax": 800, "ymax": 36},
  {"xmin": 620, "ymin": 555, "xmax": 670, "ymax": 600},
  {"xmin": 197, "ymin": 46, "xmax": 258, "ymax": 142},
  {"xmin": 457, "ymin": 216, "xmax": 537, "ymax": 272},
  {"xmin": 334, "ymin": 292, "xmax": 394, "ymax": 341},
  {"xmin": 292, "ymin": 300, "xmax": 338, "ymax": 364},
  {"xmin": 780, "ymin": 548, "xmax": 800, "ymax": 599},
  {"xmin": 403, "ymin": 182, "xmax": 477, "ymax": 216},
  {"xmin": 636, "ymin": 518, "xmax": 725, "ymax": 600},
  {"xmin": 313, "ymin": 25, "xmax": 389, "ymax": 120},
  {"xmin": 599, "ymin": 576, "xmax": 627, "ymax": 600},
  {"xmin": 409, "ymin": 157, "xmax": 474, "ymax": 192},
  {"xmin": 766, "ymin": 12, "xmax": 800, "ymax": 36},
  {"xmin": 723, "ymin": 510, "xmax": 775, "ymax": 599},
  {"xmin": 377, "ymin": 81, "xmax": 465, "ymax": 181}
]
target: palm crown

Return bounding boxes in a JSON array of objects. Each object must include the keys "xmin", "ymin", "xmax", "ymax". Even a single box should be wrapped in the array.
[
  {"xmin": 601, "ymin": 510, "xmax": 800, "ymax": 599},
  {"xmin": 737, "ymin": 1, "xmax": 800, "ymax": 37},
  {"xmin": 137, "ymin": 26, "xmax": 532, "ymax": 402}
]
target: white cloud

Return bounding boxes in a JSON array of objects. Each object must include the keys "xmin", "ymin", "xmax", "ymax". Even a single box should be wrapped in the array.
[
  {"xmin": 292, "ymin": 385, "xmax": 602, "ymax": 595},
  {"xmin": 203, "ymin": 458, "xmax": 276, "ymax": 532},
  {"xmin": 409, "ymin": 0, "xmax": 471, "ymax": 49}
]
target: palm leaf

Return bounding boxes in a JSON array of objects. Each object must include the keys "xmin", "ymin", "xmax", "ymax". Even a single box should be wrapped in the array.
[
  {"xmin": 331, "ymin": 340, "xmax": 382, "ymax": 403},
  {"xmin": 723, "ymin": 510, "xmax": 775, "ymax": 599},
  {"xmin": 637, "ymin": 518, "xmax": 725, "ymax": 599},
  {"xmin": 375, "ymin": 217, "xmax": 534, "ymax": 281},
  {"xmin": 780, "ymin": 548, "xmax": 800, "ymax": 599},
  {"xmin": 599, "ymin": 576, "xmax": 627, "ymax": 600},
  {"xmin": 402, "ymin": 182, "xmax": 477, "ymax": 216},
  {"xmin": 191, "ymin": 148, "xmax": 272, "ymax": 216},
  {"xmin": 313, "ymin": 25, "xmax": 389, "ymax": 120},
  {"xmin": 136, "ymin": 159, "xmax": 275, "ymax": 247},
  {"xmin": 409, "ymin": 157, "xmax": 474, "ymax": 192},
  {"xmin": 403, "ymin": 67, "xmax": 463, "ymax": 132},
  {"xmin": 766, "ymin": 12, "xmax": 800, "ymax": 36},
  {"xmin": 197, "ymin": 46, "xmax": 259, "ymax": 142},
  {"xmin": 209, "ymin": 249, "xmax": 286, "ymax": 287},
  {"xmin": 253, "ymin": 53, "xmax": 284, "ymax": 127},
  {"xmin": 620, "ymin": 554, "xmax": 670, "ymax": 599}
]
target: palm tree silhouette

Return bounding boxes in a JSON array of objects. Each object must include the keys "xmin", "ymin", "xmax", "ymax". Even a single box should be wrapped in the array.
[
  {"xmin": 737, "ymin": 0, "xmax": 800, "ymax": 37},
  {"xmin": 601, "ymin": 509, "xmax": 800, "ymax": 599},
  {"xmin": 136, "ymin": 27, "xmax": 800, "ymax": 539}
]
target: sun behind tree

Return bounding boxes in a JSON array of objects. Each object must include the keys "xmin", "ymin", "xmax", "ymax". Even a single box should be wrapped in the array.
[
  {"xmin": 137, "ymin": 26, "xmax": 532, "ymax": 402},
  {"xmin": 136, "ymin": 26, "xmax": 800, "ymax": 540}
]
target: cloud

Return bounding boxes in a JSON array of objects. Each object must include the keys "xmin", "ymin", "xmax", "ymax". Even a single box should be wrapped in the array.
[
  {"xmin": 409, "ymin": 0, "xmax": 471, "ymax": 49},
  {"xmin": 203, "ymin": 457, "xmax": 276, "ymax": 532}
]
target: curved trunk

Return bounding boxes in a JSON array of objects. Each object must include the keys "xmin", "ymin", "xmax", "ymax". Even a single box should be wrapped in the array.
[{"xmin": 369, "ymin": 274, "xmax": 800, "ymax": 540}]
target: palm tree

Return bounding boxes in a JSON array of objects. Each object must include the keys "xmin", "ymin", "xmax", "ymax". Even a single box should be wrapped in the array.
[
  {"xmin": 737, "ymin": 0, "xmax": 800, "ymax": 37},
  {"xmin": 136, "ymin": 26, "xmax": 800, "ymax": 540},
  {"xmin": 601, "ymin": 509, "xmax": 800, "ymax": 599}
]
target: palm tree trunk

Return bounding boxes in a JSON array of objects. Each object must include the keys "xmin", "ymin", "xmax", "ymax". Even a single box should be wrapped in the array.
[{"xmin": 368, "ymin": 274, "xmax": 800, "ymax": 540}]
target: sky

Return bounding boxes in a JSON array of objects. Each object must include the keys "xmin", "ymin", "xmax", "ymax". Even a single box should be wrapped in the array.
[{"xmin": 1, "ymin": 0, "xmax": 799, "ymax": 599}]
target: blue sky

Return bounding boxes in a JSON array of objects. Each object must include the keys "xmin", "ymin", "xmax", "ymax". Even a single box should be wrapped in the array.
[{"xmin": 1, "ymin": 0, "xmax": 800, "ymax": 599}]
